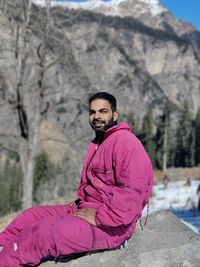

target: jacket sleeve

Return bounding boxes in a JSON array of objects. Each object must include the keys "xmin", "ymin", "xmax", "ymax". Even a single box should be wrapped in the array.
[
  {"xmin": 76, "ymin": 143, "xmax": 92, "ymax": 200},
  {"xmin": 76, "ymin": 169, "xmax": 86, "ymax": 201},
  {"xmin": 95, "ymin": 136, "xmax": 153, "ymax": 228}
]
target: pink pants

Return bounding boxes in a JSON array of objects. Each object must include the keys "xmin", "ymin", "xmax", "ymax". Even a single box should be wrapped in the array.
[{"xmin": 0, "ymin": 204, "xmax": 114, "ymax": 267}]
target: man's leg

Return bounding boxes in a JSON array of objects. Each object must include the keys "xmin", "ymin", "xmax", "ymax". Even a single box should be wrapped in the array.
[
  {"xmin": 0, "ymin": 215, "xmax": 93, "ymax": 267},
  {"xmin": 0, "ymin": 204, "xmax": 76, "ymax": 248}
]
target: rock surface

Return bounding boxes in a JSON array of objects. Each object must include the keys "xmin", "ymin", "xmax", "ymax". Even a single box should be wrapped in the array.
[{"xmin": 41, "ymin": 210, "xmax": 200, "ymax": 267}]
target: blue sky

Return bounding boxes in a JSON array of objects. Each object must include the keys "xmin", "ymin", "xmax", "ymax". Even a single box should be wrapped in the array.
[
  {"xmin": 54, "ymin": 0, "xmax": 200, "ymax": 30},
  {"xmin": 161, "ymin": 0, "xmax": 200, "ymax": 30}
]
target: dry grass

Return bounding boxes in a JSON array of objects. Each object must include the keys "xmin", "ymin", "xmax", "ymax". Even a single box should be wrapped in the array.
[
  {"xmin": 0, "ymin": 197, "xmax": 76, "ymax": 231},
  {"xmin": 0, "ymin": 212, "xmax": 17, "ymax": 231},
  {"xmin": 154, "ymin": 167, "xmax": 200, "ymax": 182}
]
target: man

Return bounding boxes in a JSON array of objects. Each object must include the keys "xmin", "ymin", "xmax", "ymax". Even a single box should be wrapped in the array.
[{"xmin": 0, "ymin": 92, "xmax": 153, "ymax": 266}]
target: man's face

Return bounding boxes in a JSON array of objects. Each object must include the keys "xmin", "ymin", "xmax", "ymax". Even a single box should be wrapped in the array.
[{"xmin": 89, "ymin": 99, "xmax": 118, "ymax": 132}]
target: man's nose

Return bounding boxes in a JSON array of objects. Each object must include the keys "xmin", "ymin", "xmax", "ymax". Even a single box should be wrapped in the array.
[{"xmin": 94, "ymin": 112, "xmax": 101, "ymax": 119}]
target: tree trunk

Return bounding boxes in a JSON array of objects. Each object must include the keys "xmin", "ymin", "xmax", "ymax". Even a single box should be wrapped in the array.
[
  {"xmin": 22, "ymin": 154, "xmax": 34, "ymax": 209},
  {"xmin": 163, "ymin": 124, "xmax": 167, "ymax": 172},
  {"xmin": 20, "ymin": 112, "xmax": 40, "ymax": 209}
]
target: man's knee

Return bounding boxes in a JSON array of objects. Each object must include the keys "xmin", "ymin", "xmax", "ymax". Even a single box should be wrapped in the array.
[
  {"xmin": 15, "ymin": 206, "xmax": 41, "ymax": 222},
  {"xmin": 52, "ymin": 216, "xmax": 94, "ymax": 254}
]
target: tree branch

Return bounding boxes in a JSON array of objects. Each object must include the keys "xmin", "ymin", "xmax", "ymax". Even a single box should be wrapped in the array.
[
  {"xmin": 16, "ymin": 83, "xmax": 29, "ymax": 139},
  {"xmin": 39, "ymin": 137, "xmax": 68, "ymax": 144},
  {"xmin": 0, "ymin": 144, "xmax": 19, "ymax": 156}
]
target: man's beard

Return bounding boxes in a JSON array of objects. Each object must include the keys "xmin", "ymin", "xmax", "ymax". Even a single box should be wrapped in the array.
[{"xmin": 90, "ymin": 117, "xmax": 116, "ymax": 133}]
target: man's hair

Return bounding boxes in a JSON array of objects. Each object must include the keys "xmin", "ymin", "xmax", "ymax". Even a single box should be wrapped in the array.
[{"xmin": 88, "ymin": 92, "xmax": 117, "ymax": 112}]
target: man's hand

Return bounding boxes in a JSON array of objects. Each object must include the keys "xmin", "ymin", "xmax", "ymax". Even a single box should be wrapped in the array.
[
  {"xmin": 66, "ymin": 198, "xmax": 81, "ymax": 206},
  {"xmin": 74, "ymin": 208, "xmax": 97, "ymax": 226},
  {"xmin": 66, "ymin": 201, "xmax": 76, "ymax": 206}
]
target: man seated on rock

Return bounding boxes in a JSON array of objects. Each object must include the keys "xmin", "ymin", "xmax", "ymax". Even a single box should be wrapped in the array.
[{"xmin": 0, "ymin": 92, "xmax": 153, "ymax": 267}]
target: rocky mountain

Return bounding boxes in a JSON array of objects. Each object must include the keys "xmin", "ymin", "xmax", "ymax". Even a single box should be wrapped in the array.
[
  {"xmin": 30, "ymin": 0, "xmax": 200, "ymax": 114},
  {"xmin": 33, "ymin": 0, "xmax": 196, "ymax": 35},
  {"xmin": 0, "ymin": 0, "xmax": 200, "ymax": 200}
]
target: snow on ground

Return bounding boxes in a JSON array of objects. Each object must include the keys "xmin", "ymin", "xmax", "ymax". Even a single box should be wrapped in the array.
[
  {"xmin": 151, "ymin": 180, "xmax": 199, "ymax": 211},
  {"xmin": 142, "ymin": 180, "xmax": 200, "ymax": 233}
]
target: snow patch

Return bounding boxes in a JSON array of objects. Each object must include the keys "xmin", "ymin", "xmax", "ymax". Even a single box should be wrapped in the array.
[
  {"xmin": 32, "ymin": 0, "xmax": 166, "ymax": 16},
  {"xmin": 140, "ymin": 0, "xmax": 166, "ymax": 15},
  {"xmin": 32, "ymin": 0, "xmax": 126, "ymax": 9},
  {"xmin": 144, "ymin": 180, "xmax": 200, "ymax": 233},
  {"xmin": 150, "ymin": 180, "xmax": 199, "ymax": 211}
]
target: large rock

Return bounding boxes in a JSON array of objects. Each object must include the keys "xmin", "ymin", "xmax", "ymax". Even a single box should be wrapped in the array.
[{"xmin": 41, "ymin": 210, "xmax": 200, "ymax": 267}]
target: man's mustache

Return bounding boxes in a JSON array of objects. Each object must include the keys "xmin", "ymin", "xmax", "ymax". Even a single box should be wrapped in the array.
[{"xmin": 92, "ymin": 119, "xmax": 105, "ymax": 124}]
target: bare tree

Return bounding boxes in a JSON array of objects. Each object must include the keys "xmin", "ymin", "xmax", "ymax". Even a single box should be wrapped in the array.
[
  {"xmin": 0, "ymin": 0, "xmax": 118, "ymax": 209},
  {"xmin": 0, "ymin": 0, "xmax": 59, "ymax": 208},
  {"xmin": 16, "ymin": 0, "xmax": 43, "ymax": 208}
]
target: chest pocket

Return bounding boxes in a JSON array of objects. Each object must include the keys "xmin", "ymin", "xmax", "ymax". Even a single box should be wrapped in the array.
[{"xmin": 91, "ymin": 167, "xmax": 113, "ymax": 185}]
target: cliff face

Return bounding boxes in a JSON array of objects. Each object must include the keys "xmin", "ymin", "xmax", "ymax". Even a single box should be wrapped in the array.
[{"xmin": 0, "ymin": 1, "xmax": 200, "ymax": 195}]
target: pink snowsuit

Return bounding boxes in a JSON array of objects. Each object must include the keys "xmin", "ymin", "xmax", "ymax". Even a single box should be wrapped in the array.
[{"xmin": 0, "ymin": 122, "xmax": 153, "ymax": 266}]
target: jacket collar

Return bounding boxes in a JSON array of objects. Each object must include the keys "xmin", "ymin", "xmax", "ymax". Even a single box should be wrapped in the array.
[
  {"xmin": 103, "ymin": 122, "xmax": 132, "ymax": 140},
  {"xmin": 92, "ymin": 122, "xmax": 132, "ymax": 144}
]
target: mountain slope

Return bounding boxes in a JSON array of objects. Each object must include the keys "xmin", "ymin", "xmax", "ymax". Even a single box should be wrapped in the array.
[{"xmin": 33, "ymin": 0, "xmax": 196, "ymax": 35}]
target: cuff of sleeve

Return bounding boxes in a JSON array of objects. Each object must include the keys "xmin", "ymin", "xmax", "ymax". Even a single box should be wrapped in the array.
[{"xmin": 74, "ymin": 198, "xmax": 81, "ymax": 205}]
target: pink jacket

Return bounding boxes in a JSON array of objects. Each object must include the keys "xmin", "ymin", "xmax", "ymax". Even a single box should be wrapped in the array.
[{"xmin": 77, "ymin": 122, "xmax": 153, "ymax": 240}]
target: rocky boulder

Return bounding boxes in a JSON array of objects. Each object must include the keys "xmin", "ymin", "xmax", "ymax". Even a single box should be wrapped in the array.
[{"xmin": 41, "ymin": 210, "xmax": 200, "ymax": 267}]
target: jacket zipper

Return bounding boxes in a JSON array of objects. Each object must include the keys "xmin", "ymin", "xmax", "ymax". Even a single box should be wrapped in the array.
[
  {"xmin": 116, "ymin": 182, "xmax": 142, "ymax": 194},
  {"xmin": 86, "ymin": 144, "xmax": 99, "ymax": 173},
  {"xmin": 92, "ymin": 168, "xmax": 111, "ymax": 174}
]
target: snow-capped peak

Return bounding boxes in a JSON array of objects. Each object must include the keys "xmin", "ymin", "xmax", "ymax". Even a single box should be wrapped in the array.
[
  {"xmin": 32, "ymin": 0, "xmax": 166, "ymax": 17},
  {"xmin": 32, "ymin": 0, "xmax": 126, "ymax": 8}
]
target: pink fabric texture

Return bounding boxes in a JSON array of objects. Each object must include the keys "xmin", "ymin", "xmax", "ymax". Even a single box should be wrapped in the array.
[
  {"xmin": 0, "ymin": 205, "xmax": 94, "ymax": 266},
  {"xmin": 0, "ymin": 122, "xmax": 153, "ymax": 266},
  {"xmin": 78, "ymin": 122, "xmax": 153, "ymax": 233}
]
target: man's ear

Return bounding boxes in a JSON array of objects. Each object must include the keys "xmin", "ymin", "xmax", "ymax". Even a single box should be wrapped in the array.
[{"xmin": 113, "ymin": 111, "xmax": 119, "ymax": 122}]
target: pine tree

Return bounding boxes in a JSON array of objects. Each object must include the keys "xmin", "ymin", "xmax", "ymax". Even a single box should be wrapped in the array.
[
  {"xmin": 0, "ymin": 160, "xmax": 10, "ymax": 215},
  {"xmin": 9, "ymin": 163, "xmax": 23, "ymax": 212},
  {"xmin": 0, "ymin": 160, "xmax": 22, "ymax": 215},
  {"xmin": 125, "ymin": 111, "xmax": 140, "ymax": 137},
  {"xmin": 175, "ymin": 101, "xmax": 195, "ymax": 167},
  {"xmin": 140, "ymin": 108, "xmax": 156, "ymax": 166},
  {"xmin": 154, "ymin": 102, "xmax": 173, "ymax": 170},
  {"xmin": 195, "ymin": 107, "xmax": 200, "ymax": 166},
  {"xmin": 33, "ymin": 151, "xmax": 56, "ymax": 203}
]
